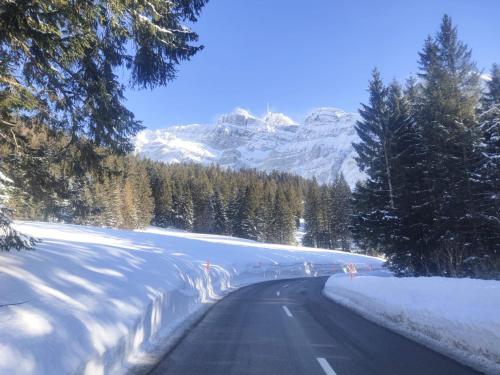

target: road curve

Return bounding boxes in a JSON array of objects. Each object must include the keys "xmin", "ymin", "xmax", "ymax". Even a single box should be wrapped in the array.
[{"xmin": 149, "ymin": 277, "xmax": 480, "ymax": 375}]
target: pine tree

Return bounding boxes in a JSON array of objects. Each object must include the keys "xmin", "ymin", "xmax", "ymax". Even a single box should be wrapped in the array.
[
  {"xmin": 385, "ymin": 82, "xmax": 430, "ymax": 273},
  {"xmin": 227, "ymin": 188, "xmax": 244, "ymax": 236},
  {"xmin": 478, "ymin": 64, "xmax": 500, "ymax": 221},
  {"xmin": 0, "ymin": 0, "xmax": 208, "ymax": 153},
  {"xmin": 268, "ymin": 188, "xmax": 296, "ymax": 244},
  {"xmin": 121, "ymin": 176, "xmax": 138, "ymax": 228},
  {"xmin": 211, "ymin": 191, "xmax": 228, "ymax": 235},
  {"xmin": 351, "ymin": 70, "xmax": 398, "ymax": 255},
  {"xmin": 0, "ymin": 171, "xmax": 34, "ymax": 251},
  {"xmin": 172, "ymin": 182, "xmax": 193, "ymax": 231},
  {"xmin": 302, "ymin": 178, "xmax": 322, "ymax": 247},
  {"xmin": 415, "ymin": 15, "xmax": 481, "ymax": 276},
  {"xmin": 129, "ymin": 158, "xmax": 154, "ymax": 228},
  {"xmin": 108, "ymin": 175, "xmax": 125, "ymax": 228},
  {"xmin": 329, "ymin": 174, "xmax": 352, "ymax": 251},
  {"xmin": 475, "ymin": 64, "xmax": 500, "ymax": 275},
  {"xmin": 237, "ymin": 184, "xmax": 261, "ymax": 241},
  {"xmin": 192, "ymin": 174, "xmax": 213, "ymax": 233},
  {"xmin": 149, "ymin": 166, "xmax": 173, "ymax": 227},
  {"xmin": 261, "ymin": 190, "xmax": 275, "ymax": 242},
  {"xmin": 317, "ymin": 186, "xmax": 332, "ymax": 248}
]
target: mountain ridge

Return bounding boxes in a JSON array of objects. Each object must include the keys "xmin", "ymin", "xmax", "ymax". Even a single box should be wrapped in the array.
[{"xmin": 135, "ymin": 107, "xmax": 365, "ymax": 186}]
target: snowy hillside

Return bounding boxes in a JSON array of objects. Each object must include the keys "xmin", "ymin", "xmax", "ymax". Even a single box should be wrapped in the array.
[
  {"xmin": 0, "ymin": 222, "xmax": 382, "ymax": 375},
  {"xmin": 135, "ymin": 107, "xmax": 365, "ymax": 186}
]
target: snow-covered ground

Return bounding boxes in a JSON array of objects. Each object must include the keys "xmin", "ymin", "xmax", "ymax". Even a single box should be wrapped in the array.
[
  {"xmin": 0, "ymin": 222, "xmax": 383, "ymax": 375},
  {"xmin": 323, "ymin": 275, "xmax": 500, "ymax": 374}
]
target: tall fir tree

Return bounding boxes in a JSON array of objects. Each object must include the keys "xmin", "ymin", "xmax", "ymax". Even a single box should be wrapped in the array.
[
  {"xmin": 351, "ymin": 70, "xmax": 398, "ymax": 255},
  {"xmin": 415, "ymin": 15, "xmax": 481, "ymax": 276},
  {"xmin": 269, "ymin": 188, "xmax": 296, "ymax": 244},
  {"xmin": 329, "ymin": 174, "xmax": 352, "ymax": 251},
  {"xmin": 237, "ymin": 183, "xmax": 262, "ymax": 241},
  {"xmin": 0, "ymin": 0, "xmax": 208, "ymax": 153},
  {"xmin": 387, "ymin": 82, "xmax": 429, "ymax": 273},
  {"xmin": 149, "ymin": 167, "xmax": 173, "ymax": 228},
  {"xmin": 475, "ymin": 64, "xmax": 500, "ymax": 275},
  {"xmin": 172, "ymin": 181, "xmax": 193, "ymax": 231},
  {"xmin": 302, "ymin": 178, "xmax": 322, "ymax": 247},
  {"xmin": 0, "ymin": 171, "xmax": 34, "ymax": 250},
  {"xmin": 210, "ymin": 191, "xmax": 228, "ymax": 235}
]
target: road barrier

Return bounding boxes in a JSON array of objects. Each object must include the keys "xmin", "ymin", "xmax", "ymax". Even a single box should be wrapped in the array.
[{"xmin": 239, "ymin": 261, "xmax": 383, "ymax": 280}]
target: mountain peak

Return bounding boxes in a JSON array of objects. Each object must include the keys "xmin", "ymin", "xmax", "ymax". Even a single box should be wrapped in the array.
[
  {"xmin": 217, "ymin": 108, "xmax": 259, "ymax": 126},
  {"xmin": 304, "ymin": 107, "xmax": 354, "ymax": 126},
  {"xmin": 136, "ymin": 106, "xmax": 365, "ymax": 187},
  {"xmin": 263, "ymin": 112, "xmax": 296, "ymax": 127}
]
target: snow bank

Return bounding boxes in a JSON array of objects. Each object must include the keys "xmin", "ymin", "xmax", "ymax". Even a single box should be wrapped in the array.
[
  {"xmin": 0, "ymin": 222, "xmax": 382, "ymax": 375},
  {"xmin": 323, "ymin": 275, "xmax": 500, "ymax": 374}
]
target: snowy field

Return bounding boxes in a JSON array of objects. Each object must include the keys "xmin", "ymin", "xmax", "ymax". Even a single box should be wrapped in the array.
[
  {"xmin": 0, "ymin": 222, "xmax": 382, "ymax": 375},
  {"xmin": 323, "ymin": 275, "xmax": 500, "ymax": 374}
]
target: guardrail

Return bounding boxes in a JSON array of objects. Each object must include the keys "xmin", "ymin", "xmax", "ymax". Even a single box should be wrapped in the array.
[{"xmin": 234, "ymin": 261, "xmax": 386, "ymax": 280}]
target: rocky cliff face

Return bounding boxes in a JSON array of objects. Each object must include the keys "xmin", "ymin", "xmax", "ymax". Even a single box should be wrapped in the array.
[{"xmin": 135, "ymin": 107, "xmax": 365, "ymax": 186}]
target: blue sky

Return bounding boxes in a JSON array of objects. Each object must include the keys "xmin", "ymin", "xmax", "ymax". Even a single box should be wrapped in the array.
[{"xmin": 125, "ymin": 0, "xmax": 500, "ymax": 129}]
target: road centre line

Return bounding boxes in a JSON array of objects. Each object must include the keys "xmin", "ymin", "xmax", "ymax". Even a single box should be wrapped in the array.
[
  {"xmin": 282, "ymin": 305, "xmax": 293, "ymax": 317},
  {"xmin": 316, "ymin": 357, "xmax": 337, "ymax": 375}
]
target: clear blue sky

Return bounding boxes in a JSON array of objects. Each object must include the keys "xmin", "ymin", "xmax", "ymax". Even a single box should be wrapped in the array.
[{"xmin": 125, "ymin": 0, "xmax": 500, "ymax": 129}]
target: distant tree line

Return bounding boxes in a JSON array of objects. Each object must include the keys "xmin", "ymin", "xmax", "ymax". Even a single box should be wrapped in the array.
[
  {"xmin": 2, "ymin": 122, "xmax": 349, "ymax": 245},
  {"xmin": 146, "ymin": 162, "xmax": 307, "ymax": 243},
  {"xmin": 1, "ymin": 117, "xmax": 356, "ymax": 247},
  {"xmin": 302, "ymin": 175, "xmax": 352, "ymax": 251},
  {"xmin": 352, "ymin": 15, "xmax": 500, "ymax": 278}
]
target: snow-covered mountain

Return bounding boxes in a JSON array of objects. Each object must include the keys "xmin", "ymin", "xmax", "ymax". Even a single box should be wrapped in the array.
[{"xmin": 135, "ymin": 107, "xmax": 365, "ymax": 186}]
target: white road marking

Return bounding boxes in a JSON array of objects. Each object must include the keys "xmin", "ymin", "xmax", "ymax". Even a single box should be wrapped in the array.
[
  {"xmin": 282, "ymin": 305, "xmax": 293, "ymax": 317},
  {"xmin": 276, "ymin": 291, "xmax": 280, "ymax": 297},
  {"xmin": 282, "ymin": 284, "xmax": 289, "ymax": 288},
  {"xmin": 316, "ymin": 357, "xmax": 337, "ymax": 375}
]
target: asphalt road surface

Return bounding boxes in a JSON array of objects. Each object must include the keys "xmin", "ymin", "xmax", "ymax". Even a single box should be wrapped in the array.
[{"xmin": 149, "ymin": 277, "xmax": 480, "ymax": 375}]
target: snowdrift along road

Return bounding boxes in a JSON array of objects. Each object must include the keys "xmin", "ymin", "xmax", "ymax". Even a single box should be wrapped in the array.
[
  {"xmin": 0, "ymin": 222, "xmax": 382, "ymax": 375},
  {"xmin": 323, "ymin": 274, "xmax": 500, "ymax": 374}
]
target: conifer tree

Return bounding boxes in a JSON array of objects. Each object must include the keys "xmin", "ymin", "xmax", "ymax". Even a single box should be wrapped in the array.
[
  {"xmin": 0, "ymin": 171, "xmax": 34, "ymax": 251},
  {"xmin": 122, "ymin": 176, "xmax": 138, "ymax": 228},
  {"xmin": 415, "ymin": 15, "xmax": 481, "ymax": 276},
  {"xmin": 128, "ymin": 158, "xmax": 154, "ymax": 228},
  {"xmin": 172, "ymin": 182, "xmax": 193, "ymax": 231},
  {"xmin": 0, "ymin": 0, "xmax": 208, "ymax": 153},
  {"xmin": 329, "ymin": 174, "xmax": 352, "ymax": 251},
  {"xmin": 351, "ymin": 70, "xmax": 398, "ymax": 254},
  {"xmin": 191, "ymin": 174, "xmax": 213, "ymax": 233},
  {"xmin": 475, "ymin": 64, "xmax": 500, "ymax": 274},
  {"xmin": 261, "ymin": 190, "xmax": 275, "ymax": 242},
  {"xmin": 237, "ymin": 184, "xmax": 261, "ymax": 241},
  {"xmin": 385, "ymin": 82, "xmax": 428, "ymax": 273},
  {"xmin": 269, "ymin": 188, "xmax": 296, "ymax": 244},
  {"xmin": 149, "ymin": 167, "xmax": 173, "ymax": 227},
  {"xmin": 211, "ymin": 191, "xmax": 228, "ymax": 235},
  {"xmin": 303, "ymin": 178, "xmax": 322, "ymax": 247},
  {"xmin": 227, "ymin": 188, "xmax": 244, "ymax": 236}
]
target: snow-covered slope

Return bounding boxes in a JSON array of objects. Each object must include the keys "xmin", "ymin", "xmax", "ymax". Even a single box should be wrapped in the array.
[
  {"xmin": 323, "ymin": 275, "xmax": 500, "ymax": 374},
  {"xmin": 135, "ymin": 107, "xmax": 365, "ymax": 186},
  {"xmin": 0, "ymin": 222, "xmax": 382, "ymax": 375}
]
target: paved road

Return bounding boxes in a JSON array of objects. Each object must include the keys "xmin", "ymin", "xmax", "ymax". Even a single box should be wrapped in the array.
[{"xmin": 149, "ymin": 277, "xmax": 480, "ymax": 375}]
